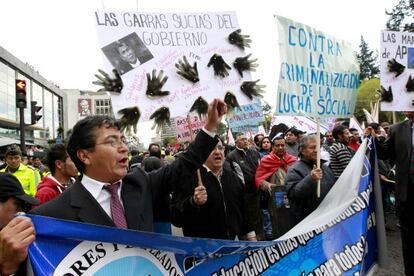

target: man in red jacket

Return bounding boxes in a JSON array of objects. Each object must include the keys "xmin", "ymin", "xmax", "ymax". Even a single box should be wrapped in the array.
[
  {"xmin": 256, "ymin": 135, "xmax": 297, "ymax": 191},
  {"xmin": 35, "ymin": 144, "xmax": 78, "ymax": 205},
  {"xmin": 255, "ymin": 135, "xmax": 297, "ymax": 239}
]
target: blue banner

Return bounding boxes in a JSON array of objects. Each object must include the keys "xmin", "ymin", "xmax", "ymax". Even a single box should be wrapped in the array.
[{"xmin": 28, "ymin": 140, "xmax": 379, "ymax": 275}]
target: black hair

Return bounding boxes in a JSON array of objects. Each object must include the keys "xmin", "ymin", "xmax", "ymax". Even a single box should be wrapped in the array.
[
  {"xmin": 46, "ymin": 144, "xmax": 69, "ymax": 175},
  {"xmin": 142, "ymin": 156, "xmax": 162, "ymax": 172},
  {"xmin": 148, "ymin": 143, "xmax": 161, "ymax": 158},
  {"xmin": 368, "ymin": 122, "xmax": 380, "ymax": 131},
  {"xmin": 348, "ymin": 128, "xmax": 358, "ymax": 133},
  {"xmin": 254, "ymin": 134, "xmax": 264, "ymax": 146},
  {"xmin": 259, "ymin": 136, "xmax": 271, "ymax": 150},
  {"xmin": 235, "ymin": 132, "xmax": 245, "ymax": 140},
  {"xmin": 271, "ymin": 134, "xmax": 285, "ymax": 145},
  {"xmin": 285, "ymin": 127, "xmax": 301, "ymax": 137},
  {"xmin": 67, "ymin": 115, "xmax": 120, "ymax": 174},
  {"xmin": 332, "ymin": 124, "xmax": 348, "ymax": 140},
  {"xmin": 269, "ymin": 123, "xmax": 289, "ymax": 141}
]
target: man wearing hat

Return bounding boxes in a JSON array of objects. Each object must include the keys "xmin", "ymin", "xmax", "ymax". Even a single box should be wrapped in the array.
[
  {"xmin": 0, "ymin": 172, "xmax": 39, "ymax": 275},
  {"xmin": 0, "ymin": 145, "xmax": 39, "ymax": 197}
]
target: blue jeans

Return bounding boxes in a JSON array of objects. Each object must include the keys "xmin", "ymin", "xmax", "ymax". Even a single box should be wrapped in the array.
[{"xmin": 261, "ymin": 209, "xmax": 273, "ymax": 239}]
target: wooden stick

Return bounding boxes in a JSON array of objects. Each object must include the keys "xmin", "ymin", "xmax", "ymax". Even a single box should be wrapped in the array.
[
  {"xmin": 316, "ymin": 117, "xmax": 321, "ymax": 198},
  {"xmin": 187, "ymin": 114, "xmax": 194, "ymax": 142},
  {"xmin": 197, "ymin": 168, "xmax": 203, "ymax": 187}
]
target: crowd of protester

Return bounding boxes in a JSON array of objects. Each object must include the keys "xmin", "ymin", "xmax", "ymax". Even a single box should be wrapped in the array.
[{"xmin": 0, "ymin": 99, "xmax": 410, "ymax": 275}]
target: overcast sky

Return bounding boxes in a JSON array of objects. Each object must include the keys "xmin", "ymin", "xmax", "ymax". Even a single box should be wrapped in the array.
[{"xmin": 0, "ymin": 0, "xmax": 397, "ymax": 144}]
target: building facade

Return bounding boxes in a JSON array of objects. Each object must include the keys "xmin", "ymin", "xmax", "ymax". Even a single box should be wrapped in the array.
[
  {"xmin": 0, "ymin": 46, "xmax": 65, "ymax": 147},
  {"xmin": 63, "ymin": 89, "xmax": 113, "ymax": 131}
]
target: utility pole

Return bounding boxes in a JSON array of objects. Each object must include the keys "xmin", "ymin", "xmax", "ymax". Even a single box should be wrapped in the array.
[{"xmin": 19, "ymin": 106, "xmax": 25, "ymax": 152}]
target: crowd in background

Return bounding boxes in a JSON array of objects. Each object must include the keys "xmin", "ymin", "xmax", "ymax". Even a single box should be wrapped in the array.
[{"xmin": 0, "ymin": 101, "xmax": 408, "ymax": 275}]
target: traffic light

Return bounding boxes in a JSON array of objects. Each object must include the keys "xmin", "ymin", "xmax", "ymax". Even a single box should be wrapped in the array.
[
  {"xmin": 16, "ymin": 79, "xmax": 27, "ymax": 108},
  {"xmin": 30, "ymin": 101, "xmax": 42, "ymax": 125}
]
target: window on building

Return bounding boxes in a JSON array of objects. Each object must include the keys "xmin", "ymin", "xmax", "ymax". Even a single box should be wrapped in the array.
[
  {"xmin": 0, "ymin": 61, "xmax": 17, "ymax": 121},
  {"xmin": 94, "ymin": 99, "xmax": 112, "ymax": 115}
]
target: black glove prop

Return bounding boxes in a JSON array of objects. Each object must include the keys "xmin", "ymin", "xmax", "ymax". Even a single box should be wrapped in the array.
[
  {"xmin": 228, "ymin": 29, "xmax": 252, "ymax": 50},
  {"xmin": 146, "ymin": 69, "xmax": 170, "ymax": 97},
  {"xmin": 233, "ymin": 54, "xmax": 258, "ymax": 77},
  {"xmin": 224, "ymin": 91, "xmax": 240, "ymax": 111},
  {"xmin": 406, "ymin": 75, "xmax": 414, "ymax": 92},
  {"xmin": 387, "ymin": 58, "xmax": 405, "ymax": 77},
  {"xmin": 118, "ymin": 106, "xmax": 141, "ymax": 134},
  {"xmin": 189, "ymin": 96, "xmax": 208, "ymax": 119},
  {"xmin": 93, "ymin": 69, "xmax": 123, "ymax": 93},
  {"xmin": 240, "ymin": 80, "xmax": 265, "ymax": 100},
  {"xmin": 175, "ymin": 56, "xmax": 200, "ymax": 83},
  {"xmin": 378, "ymin": 85, "xmax": 393, "ymax": 102},
  {"xmin": 150, "ymin": 106, "xmax": 171, "ymax": 133},
  {"xmin": 207, "ymin": 54, "xmax": 231, "ymax": 78}
]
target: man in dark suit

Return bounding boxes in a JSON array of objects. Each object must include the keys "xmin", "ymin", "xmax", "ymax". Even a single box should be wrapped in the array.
[
  {"xmin": 31, "ymin": 99, "xmax": 226, "ymax": 232},
  {"xmin": 367, "ymin": 112, "xmax": 414, "ymax": 276}
]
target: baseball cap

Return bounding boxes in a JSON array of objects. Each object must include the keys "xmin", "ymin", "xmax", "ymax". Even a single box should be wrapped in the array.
[{"xmin": 0, "ymin": 172, "xmax": 40, "ymax": 205}]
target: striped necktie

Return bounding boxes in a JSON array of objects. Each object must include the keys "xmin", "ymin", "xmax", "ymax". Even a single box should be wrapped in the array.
[{"xmin": 104, "ymin": 182, "xmax": 128, "ymax": 229}]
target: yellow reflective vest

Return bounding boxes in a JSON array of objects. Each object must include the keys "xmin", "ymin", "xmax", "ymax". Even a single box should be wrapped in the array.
[{"xmin": 1, "ymin": 163, "xmax": 37, "ymax": 197}]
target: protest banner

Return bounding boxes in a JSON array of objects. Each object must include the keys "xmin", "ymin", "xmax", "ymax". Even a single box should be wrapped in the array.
[
  {"xmin": 226, "ymin": 101, "xmax": 264, "ymax": 129},
  {"xmin": 175, "ymin": 114, "xmax": 205, "ymax": 143},
  {"xmin": 95, "ymin": 11, "xmax": 256, "ymax": 123},
  {"xmin": 271, "ymin": 115, "xmax": 329, "ymax": 134},
  {"xmin": 380, "ymin": 30, "xmax": 414, "ymax": 111},
  {"xmin": 28, "ymin": 139, "xmax": 382, "ymax": 275},
  {"xmin": 275, "ymin": 16, "xmax": 359, "ymax": 118}
]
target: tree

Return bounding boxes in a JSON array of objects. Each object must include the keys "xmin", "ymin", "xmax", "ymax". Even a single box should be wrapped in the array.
[
  {"xmin": 385, "ymin": 0, "xmax": 414, "ymax": 31},
  {"xmin": 163, "ymin": 136, "xmax": 177, "ymax": 147},
  {"xmin": 261, "ymin": 101, "xmax": 273, "ymax": 132},
  {"xmin": 356, "ymin": 36, "xmax": 379, "ymax": 81},
  {"xmin": 355, "ymin": 78, "xmax": 405, "ymax": 124}
]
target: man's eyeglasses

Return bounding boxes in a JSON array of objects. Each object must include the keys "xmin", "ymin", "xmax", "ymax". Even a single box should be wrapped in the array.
[
  {"xmin": 215, "ymin": 144, "xmax": 225, "ymax": 151},
  {"xmin": 95, "ymin": 136, "xmax": 128, "ymax": 148}
]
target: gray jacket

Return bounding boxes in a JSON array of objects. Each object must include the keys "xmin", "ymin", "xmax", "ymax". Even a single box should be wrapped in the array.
[{"xmin": 285, "ymin": 159, "xmax": 335, "ymax": 225}]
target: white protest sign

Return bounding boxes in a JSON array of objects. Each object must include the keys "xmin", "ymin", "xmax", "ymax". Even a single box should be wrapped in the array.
[
  {"xmin": 380, "ymin": 30, "xmax": 414, "ymax": 111},
  {"xmin": 175, "ymin": 114, "xmax": 205, "ymax": 143},
  {"xmin": 95, "ymin": 11, "xmax": 256, "ymax": 122},
  {"xmin": 271, "ymin": 115, "xmax": 329, "ymax": 134},
  {"xmin": 275, "ymin": 16, "xmax": 359, "ymax": 118},
  {"xmin": 226, "ymin": 101, "xmax": 264, "ymax": 129}
]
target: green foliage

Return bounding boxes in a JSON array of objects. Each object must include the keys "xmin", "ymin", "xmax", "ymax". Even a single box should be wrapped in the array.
[
  {"xmin": 386, "ymin": 0, "xmax": 414, "ymax": 31},
  {"xmin": 355, "ymin": 78, "xmax": 405, "ymax": 124},
  {"xmin": 162, "ymin": 136, "xmax": 177, "ymax": 147},
  {"xmin": 261, "ymin": 101, "xmax": 273, "ymax": 132},
  {"xmin": 356, "ymin": 36, "xmax": 379, "ymax": 81}
]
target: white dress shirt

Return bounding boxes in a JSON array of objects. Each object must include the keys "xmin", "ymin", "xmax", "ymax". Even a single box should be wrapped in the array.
[{"xmin": 81, "ymin": 174, "xmax": 124, "ymax": 219}]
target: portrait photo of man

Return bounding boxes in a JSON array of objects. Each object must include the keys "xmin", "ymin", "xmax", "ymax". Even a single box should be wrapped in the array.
[
  {"xmin": 102, "ymin": 32, "xmax": 154, "ymax": 75},
  {"xmin": 78, "ymin": 99, "xmax": 92, "ymax": 116}
]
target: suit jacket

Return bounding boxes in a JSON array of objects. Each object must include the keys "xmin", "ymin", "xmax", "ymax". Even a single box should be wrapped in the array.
[
  {"xmin": 116, "ymin": 61, "xmax": 134, "ymax": 75},
  {"xmin": 30, "ymin": 130, "xmax": 218, "ymax": 231},
  {"xmin": 376, "ymin": 119, "xmax": 411, "ymax": 202}
]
